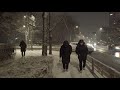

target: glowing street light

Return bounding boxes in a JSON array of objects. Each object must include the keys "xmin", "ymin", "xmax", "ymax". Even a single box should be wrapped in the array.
[
  {"xmin": 23, "ymin": 25, "xmax": 26, "ymax": 28},
  {"xmin": 110, "ymin": 13, "xmax": 113, "ymax": 16},
  {"xmin": 24, "ymin": 16, "xmax": 26, "ymax": 18},
  {"xmin": 99, "ymin": 27, "xmax": 103, "ymax": 31},
  {"xmin": 76, "ymin": 26, "xmax": 78, "ymax": 28},
  {"xmin": 15, "ymin": 38, "xmax": 18, "ymax": 40}
]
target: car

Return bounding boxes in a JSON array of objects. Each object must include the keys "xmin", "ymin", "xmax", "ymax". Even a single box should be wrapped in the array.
[
  {"xmin": 87, "ymin": 45, "xmax": 94, "ymax": 54},
  {"xmin": 110, "ymin": 44, "xmax": 120, "ymax": 54},
  {"xmin": 70, "ymin": 42, "xmax": 78, "ymax": 51},
  {"xmin": 70, "ymin": 42, "xmax": 94, "ymax": 54}
]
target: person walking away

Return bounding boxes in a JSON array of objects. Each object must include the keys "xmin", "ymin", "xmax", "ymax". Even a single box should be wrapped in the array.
[
  {"xmin": 19, "ymin": 40, "xmax": 27, "ymax": 57},
  {"xmin": 60, "ymin": 40, "xmax": 72, "ymax": 72},
  {"xmin": 75, "ymin": 39, "xmax": 88, "ymax": 73}
]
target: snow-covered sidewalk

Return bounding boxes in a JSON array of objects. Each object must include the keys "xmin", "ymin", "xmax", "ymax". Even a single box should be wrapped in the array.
[
  {"xmin": 0, "ymin": 49, "xmax": 53, "ymax": 78},
  {"xmin": 52, "ymin": 52, "xmax": 94, "ymax": 78},
  {"xmin": 0, "ymin": 49, "xmax": 94, "ymax": 78}
]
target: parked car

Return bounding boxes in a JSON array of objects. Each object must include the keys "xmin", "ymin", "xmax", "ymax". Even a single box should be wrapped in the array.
[{"xmin": 70, "ymin": 42, "xmax": 94, "ymax": 54}]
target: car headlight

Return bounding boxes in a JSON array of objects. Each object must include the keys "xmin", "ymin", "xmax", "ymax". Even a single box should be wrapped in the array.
[
  {"xmin": 115, "ymin": 52, "xmax": 120, "ymax": 57},
  {"xmin": 115, "ymin": 46, "xmax": 120, "ymax": 49}
]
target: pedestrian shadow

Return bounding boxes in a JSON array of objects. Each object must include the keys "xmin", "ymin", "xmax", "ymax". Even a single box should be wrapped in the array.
[{"xmin": 70, "ymin": 61, "xmax": 79, "ymax": 71}]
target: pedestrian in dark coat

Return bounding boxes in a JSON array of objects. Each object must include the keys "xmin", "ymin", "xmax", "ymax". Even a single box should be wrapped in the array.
[
  {"xmin": 60, "ymin": 40, "xmax": 72, "ymax": 72},
  {"xmin": 75, "ymin": 39, "xmax": 88, "ymax": 72},
  {"xmin": 19, "ymin": 40, "xmax": 27, "ymax": 57}
]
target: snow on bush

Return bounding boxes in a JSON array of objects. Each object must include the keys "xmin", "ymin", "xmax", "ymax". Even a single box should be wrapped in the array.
[{"xmin": 0, "ymin": 56, "xmax": 53, "ymax": 78}]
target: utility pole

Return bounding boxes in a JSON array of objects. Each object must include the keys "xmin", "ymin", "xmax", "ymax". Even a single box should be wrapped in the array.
[
  {"xmin": 49, "ymin": 12, "xmax": 52, "ymax": 55},
  {"xmin": 42, "ymin": 12, "xmax": 48, "ymax": 56}
]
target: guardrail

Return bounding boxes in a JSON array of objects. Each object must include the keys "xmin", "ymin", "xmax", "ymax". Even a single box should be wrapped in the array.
[{"xmin": 87, "ymin": 55, "xmax": 120, "ymax": 78}]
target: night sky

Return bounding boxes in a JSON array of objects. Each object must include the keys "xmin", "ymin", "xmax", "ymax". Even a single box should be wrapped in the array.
[{"xmin": 66, "ymin": 12, "xmax": 109, "ymax": 36}]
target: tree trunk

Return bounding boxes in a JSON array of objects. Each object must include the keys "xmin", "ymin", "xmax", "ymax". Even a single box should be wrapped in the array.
[
  {"xmin": 42, "ymin": 12, "xmax": 48, "ymax": 56},
  {"xmin": 49, "ymin": 12, "xmax": 52, "ymax": 55}
]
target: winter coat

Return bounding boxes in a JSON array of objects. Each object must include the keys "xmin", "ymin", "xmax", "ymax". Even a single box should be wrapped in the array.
[
  {"xmin": 19, "ymin": 41, "xmax": 27, "ymax": 52},
  {"xmin": 75, "ymin": 44, "xmax": 88, "ymax": 60},
  {"xmin": 60, "ymin": 42, "xmax": 72, "ymax": 64}
]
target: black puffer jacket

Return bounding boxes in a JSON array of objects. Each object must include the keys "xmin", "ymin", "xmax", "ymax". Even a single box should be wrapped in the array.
[
  {"xmin": 60, "ymin": 41, "xmax": 72, "ymax": 64},
  {"xmin": 19, "ymin": 40, "xmax": 27, "ymax": 52},
  {"xmin": 76, "ymin": 44, "xmax": 88, "ymax": 60}
]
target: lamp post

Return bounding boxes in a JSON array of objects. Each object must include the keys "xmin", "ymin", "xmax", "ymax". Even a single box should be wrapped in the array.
[
  {"xmin": 23, "ymin": 14, "xmax": 30, "ymax": 46},
  {"xmin": 23, "ymin": 15, "xmax": 28, "ymax": 44}
]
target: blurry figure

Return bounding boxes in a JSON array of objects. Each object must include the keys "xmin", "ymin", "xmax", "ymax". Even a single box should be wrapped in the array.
[
  {"xmin": 75, "ymin": 39, "xmax": 88, "ymax": 73},
  {"xmin": 60, "ymin": 40, "xmax": 72, "ymax": 72},
  {"xmin": 19, "ymin": 40, "xmax": 27, "ymax": 57}
]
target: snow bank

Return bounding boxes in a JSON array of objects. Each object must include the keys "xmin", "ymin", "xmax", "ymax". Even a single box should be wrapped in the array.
[{"xmin": 0, "ymin": 56, "xmax": 53, "ymax": 78}]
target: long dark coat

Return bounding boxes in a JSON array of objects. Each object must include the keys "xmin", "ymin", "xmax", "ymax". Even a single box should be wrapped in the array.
[
  {"xmin": 19, "ymin": 41, "xmax": 27, "ymax": 52},
  {"xmin": 60, "ymin": 41, "xmax": 72, "ymax": 64},
  {"xmin": 75, "ymin": 44, "xmax": 88, "ymax": 61}
]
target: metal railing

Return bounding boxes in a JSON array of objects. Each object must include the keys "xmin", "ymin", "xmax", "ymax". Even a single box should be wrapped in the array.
[{"xmin": 87, "ymin": 55, "xmax": 120, "ymax": 78}]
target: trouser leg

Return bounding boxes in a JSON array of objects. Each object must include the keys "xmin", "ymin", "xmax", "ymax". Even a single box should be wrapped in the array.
[
  {"xmin": 83, "ymin": 59, "xmax": 86, "ymax": 68},
  {"xmin": 63, "ymin": 63, "xmax": 66, "ymax": 69},
  {"xmin": 21, "ymin": 52, "xmax": 23, "ymax": 57},
  {"xmin": 79, "ymin": 59, "xmax": 82, "ymax": 71},
  {"xmin": 66, "ymin": 63, "xmax": 69, "ymax": 70},
  {"xmin": 24, "ymin": 51, "xmax": 25, "ymax": 56}
]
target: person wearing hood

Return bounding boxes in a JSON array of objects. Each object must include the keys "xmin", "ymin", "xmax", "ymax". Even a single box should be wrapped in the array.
[
  {"xmin": 19, "ymin": 40, "xmax": 27, "ymax": 57},
  {"xmin": 60, "ymin": 40, "xmax": 72, "ymax": 72},
  {"xmin": 75, "ymin": 39, "xmax": 88, "ymax": 73}
]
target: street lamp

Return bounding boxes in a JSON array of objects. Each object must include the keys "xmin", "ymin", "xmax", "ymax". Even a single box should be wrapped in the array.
[
  {"xmin": 99, "ymin": 27, "xmax": 103, "ymax": 31},
  {"xmin": 110, "ymin": 13, "xmax": 113, "ymax": 16},
  {"xmin": 24, "ymin": 16, "xmax": 26, "ymax": 18},
  {"xmin": 23, "ymin": 25, "xmax": 26, "ymax": 28},
  {"xmin": 15, "ymin": 38, "xmax": 18, "ymax": 40},
  {"xmin": 76, "ymin": 26, "xmax": 78, "ymax": 28}
]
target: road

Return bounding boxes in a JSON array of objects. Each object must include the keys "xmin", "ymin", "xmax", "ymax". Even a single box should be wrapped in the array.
[{"xmin": 89, "ymin": 50, "xmax": 120, "ymax": 72}]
